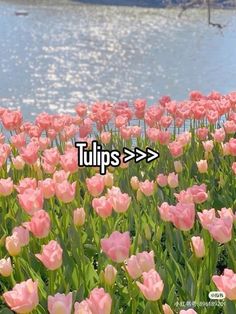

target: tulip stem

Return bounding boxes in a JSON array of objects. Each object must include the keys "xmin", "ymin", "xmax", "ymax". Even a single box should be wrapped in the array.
[
  {"xmin": 150, "ymin": 300, "xmax": 162, "ymax": 313},
  {"xmin": 226, "ymin": 243, "xmax": 236, "ymax": 271},
  {"xmin": 14, "ymin": 257, "xmax": 24, "ymax": 282},
  {"xmin": 49, "ymin": 270, "xmax": 54, "ymax": 295}
]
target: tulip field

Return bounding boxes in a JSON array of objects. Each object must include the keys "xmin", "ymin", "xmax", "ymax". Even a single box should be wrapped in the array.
[{"xmin": 0, "ymin": 91, "xmax": 236, "ymax": 314}]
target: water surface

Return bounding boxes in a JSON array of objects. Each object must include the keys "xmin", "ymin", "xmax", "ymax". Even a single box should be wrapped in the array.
[{"xmin": 0, "ymin": 0, "xmax": 236, "ymax": 119}]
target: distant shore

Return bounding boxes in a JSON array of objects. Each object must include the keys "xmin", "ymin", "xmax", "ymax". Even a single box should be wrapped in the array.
[{"xmin": 1, "ymin": 0, "xmax": 236, "ymax": 9}]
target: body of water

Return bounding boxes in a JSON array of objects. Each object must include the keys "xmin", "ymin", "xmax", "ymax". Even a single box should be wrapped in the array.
[{"xmin": 0, "ymin": 0, "xmax": 236, "ymax": 119}]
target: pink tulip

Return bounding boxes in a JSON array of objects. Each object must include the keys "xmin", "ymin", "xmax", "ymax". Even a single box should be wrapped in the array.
[
  {"xmin": 115, "ymin": 115, "xmax": 128, "ymax": 128},
  {"xmin": 156, "ymin": 174, "xmax": 168, "ymax": 187},
  {"xmin": 187, "ymin": 184, "xmax": 208, "ymax": 204},
  {"xmin": 92, "ymin": 196, "xmax": 113, "ymax": 218},
  {"xmin": 208, "ymin": 215, "xmax": 232, "ymax": 244},
  {"xmin": 174, "ymin": 190, "xmax": 193, "ymax": 204},
  {"xmin": 126, "ymin": 255, "xmax": 143, "ymax": 279},
  {"xmin": 38, "ymin": 179, "xmax": 55, "ymax": 199},
  {"xmin": 74, "ymin": 300, "xmax": 92, "ymax": 314},
  {"xmin": 107, "ymin": 187, "xmax": 131, "ymax": 213},
  {"xmin": 55, "ymin": 180, "xmax": 76, "ymax": 203},
  {"xmin": 104, "ymin": 172, "xmax": 113, "ymax": 187},
  {"xmin": 3, "ymin": 279, "xmax": 39, "ymax": 313},
  {"xmin": 167, "ymin": 172, "xmax": 179, "ymax": 188},
  {"xmin": 86, "ymin": 175, "xmax": 105, "ymax": 197},
  {"xmin": 232, "ymin": 162, "xmax": 236, "ymax": 175},
  {"xmin": 36, "ymin": 240, "xmax": 63, "ymax": 270},
  {"xmin": 170, "ymin": 202, "xmax": 195, "ymax": 231},
  {"xmin": 207, "ymin": 110, "xmax": 219, "ymax": 125},
  {"xmin": 101, "ymin": 132, "xmax": 111, "ymax": 144},
  {"xmin": 126, "ymin": 251, "xmax": 155, "ymax": 279},
  {"xmin": 73, "ymin": 207, "xmax": 86, "ymax": 227},
  {"xmin": 168, "ymin": 141, "xmax": 183, "ymax": 158},
  {"xmin": 60, "ymin": 149, "xmax": 78, "ymax": 174},
  {"xmin": 120, "ymin": 126, "xmax": 132, "ymax": 140},
  {"xmin": 131, "ymin": 125, "xmax": 141, "ymax": 137},
  {"xmin": 228, "ymin": 138, "xmax": 236, "ymax": 156},
  {"xmin": 0, "ymin": 257, "xmax": 13, "ymax": 277},
  {"xmin": 198, "ymin": 208, "xmax": 216, "ymax": 229},
  {"xmin": 191, "ymin": 236, "xmax": 205, "ymax": 258},
  {"xmin": 163, "ymin": 304, "xmax": 174, "ymax": 314},
  {"xmin": 146, "ymin": 128, "xmax": 160, "ymax": 143},
  {"xmin": 104, "ymin": 265, "xmax": 117, "ymax": 286},
  {"xmin": 1, "ymin": 110, "xmax": 22, "ymax": 131},
  {"xmin": 158, "ymin": 202, "xmax": 172, "ymax": 222},
  {"xmin": 43, "ymin": 147, "xmax": 60, "ymax": 166},
  {"xmin": 18, "ymin": 188, "xmax": 44, "ymax": 215},
  {"xmin": 179, "ymin": 310, "xmax": 197, "ymax": 314},
  {"xmin": 48, "ymin": 292, "xmax": 72, "ymax": 314},
  {"xmin": 53, "ymin": 170, "xmax": 70, "ymax": 183},
  {"xmin": 222, "ymin": 142, "xmax": 230, "ymax": 156},
  {"xmin": 176, "ymin": 132, "xmax": 191, "ymax": 146},
  {"xmin": 218, "ymin": 207, "xmax": 234, "ymax": 221},
  {"xmin": 12, "ymin": 156, "xmax": 25, "ymax": 170},
  {"xmin": 75, "ymin": 103, "xmax": 87, "ymax": 117},
  {"xmin": 119, "ymin": 154, "xmax": 129, "ymax": 169},
  {"xmin": 20, "ymin": 142, "xmax": 39, "ymax": 165},
  {"xmin": 0, "ymin": 132, "xmax": 4, "ymax": 143},
  {"xmin": 160, "ymin": 115, "xmax": 173, "ymax": 128},
  {"xmin": 196, "ymin": 160, "xmax": 208, "ymax": 173},
  {"xmin": 39, "ymin": 137, "xmax": 51, "ymax": 150},
  {"xmin": 24, "ymin": 209, "xmax": 51, "ymax": 238},
  {"xmin": 87, "ymin": 288, "xmax": 112, "ymax": 314},
  {"xmin": 41, "ymin": 160, "xmax": 56, "ymax": 174},
  {"xmin": 196, "ymin": 127, "xmax": 208, "ymax": 140},
  {"xmin": 139, "ymin": 180, "xmax": 155, "ymax": 196},
  {"xmin": 202, "ymin": 140, "xmax": 214, "ymax": 153},
  {"xmin": 224, "ymin": 120, "xmax": 236, "ymax": 134},
  {"xmin": 16, "ymin": 177, "xmax": 37, "ymax": 194},
  {"xmin": 134, "ymin": 98, "xmax": 146, "ymax": 112},
  {"xmin": 212, "ymin": 269, "xmax": 236, "ymax": 300},
  {"xmin": 0, "ymin": 178, "xmax": 14, "ymax": 196},
  {"xmin": 136, "ymin": 269, "xmax": 164, "ymax": 301},
  {"xmin": 212, "ymin": 128, "xmax": 225, "ymax": 143},
  {"xmin": 12, "ymin": 226, "xmax": 29, "ymax": 247},
  {"xmin": 101, "ymin": 231, "xmax": 131, "ymax": 263},
  {"xmin": 5, "ymin": 234, "xmax": 21, "ymax": 256}
]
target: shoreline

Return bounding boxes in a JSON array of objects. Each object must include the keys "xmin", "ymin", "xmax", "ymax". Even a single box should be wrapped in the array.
[{"xmin": 1, "ymin": 0, "xmax": 236, "ymax": 9}]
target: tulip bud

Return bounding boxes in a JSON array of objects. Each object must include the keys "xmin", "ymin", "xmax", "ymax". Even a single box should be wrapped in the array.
[
  {"xmin": 73, "ymin": 208, "xmax": 86, "ymax": 227},
  {"xmin": 5, "ymin": 235, "xmax": 21, "ymax": 256},
  {"xmin": 167, "ymin": 173, "xmax": 178, "ymax": 188},
  {"xmin": 174, "ymin": 161, "xmax": 183, "ymax": 173},
  {"xmin": 144, "ymin": 224, "xmax": 152, "ymax": 241},
  {"xmin": 104, "ymin": 172, "xmax": 113, "ymax": 187},
  {"xmin": 163, "ymin": 303, "xmax": 174, "ymax": 314},
  {"xmin": 130, "ymin": 176, "xmax": 139, "ymax": 190},
  {"xmin": 138, "ymin": 235, "xmax": 142, "ymax": 246},
  {"xmin": 191, "ymin": 236, "xmax": 205, "ymax": 258},
  {"xmin": 108, "ymin": 166, "xmax": 115, "ymax": 173},
  {"xmin": 0, "ymin": 257, "xmax": 13, "ymax": 277},
  {"xmin": 136, "ymin": 189, "xmax": 143, "ymax": 201},
  {"xmin": 12, "ymin": 156, "xmax": 25, "ymax": 170},
  {"xmin": 104, "ymin": 265, "xmax": 117, "ymax": 286},
  {"xmin": 196, "ymin": 160, "xmax": 208, "ymax": 174}
]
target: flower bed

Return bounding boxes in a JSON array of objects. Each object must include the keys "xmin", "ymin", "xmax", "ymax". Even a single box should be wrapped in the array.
[{"xmin": 0, "ymin": 90, "xmax": 236, "ymax": 314}]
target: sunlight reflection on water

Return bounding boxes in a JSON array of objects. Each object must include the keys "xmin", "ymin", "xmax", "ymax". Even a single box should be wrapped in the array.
[{"xmin": 0, "ymin": 0, "xmax": 236, "ymax": 119}]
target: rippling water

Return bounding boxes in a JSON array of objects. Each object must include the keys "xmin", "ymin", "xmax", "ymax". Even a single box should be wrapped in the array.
[{"xmin": 0, "ymin": 0, "xmax": 236, "ymax": 119}]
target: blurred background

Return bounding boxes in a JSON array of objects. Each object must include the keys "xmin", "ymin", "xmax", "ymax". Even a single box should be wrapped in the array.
[{"xmin": 0, "ymin": 0, "xmax": 236, "ymax": 120}]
